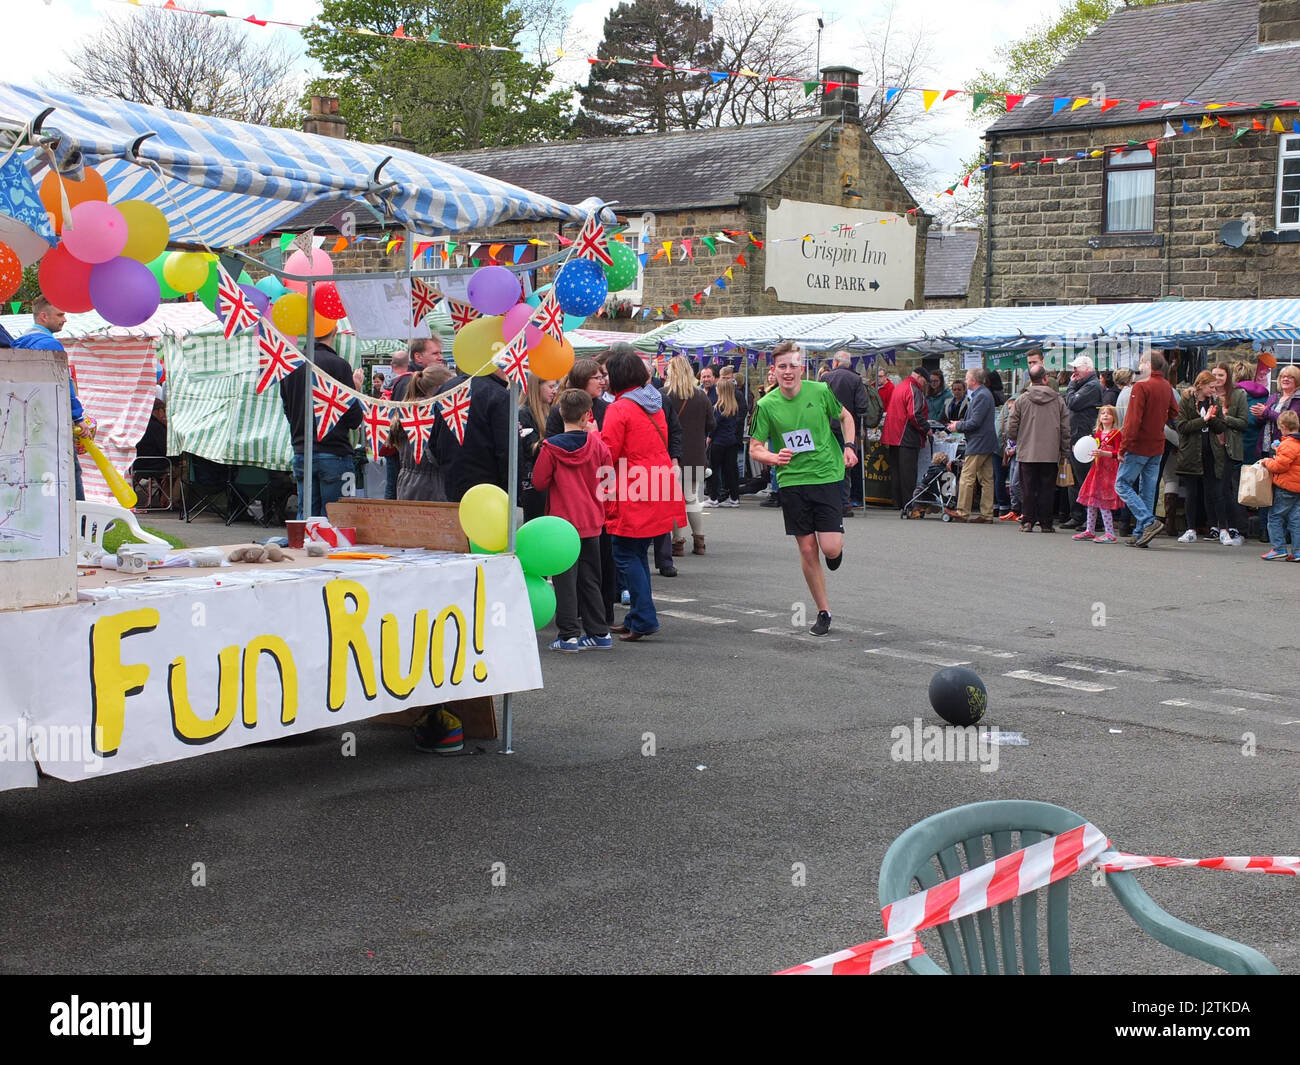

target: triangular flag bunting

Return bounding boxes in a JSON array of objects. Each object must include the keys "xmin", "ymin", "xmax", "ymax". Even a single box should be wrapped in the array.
[
  {"xmin": 1005, "ymin": 94, "xmax": 1025, "ymax": 110},
  {"xmin": 411, "ymin": 277, "xmax": 440, "ymax": 326},
  {"xmin": 1070, "ymin": 97, "xmax": 1090, "ymax": 111},
  {"xmin": 495, "ymin": 334, "xmax": 530, "ymax": 387},
  {"xmin": 1273, "ymin": 116, "xmax": 1286, "ymax": 132},
  {"xmin": 651, "ymin": 54, "xmax": 668, "ymax": 68},
  {"xmin": 884, "ymin": 88, "xmax": 901, "ymax": 105},
  {"xmin": 803, "ymin": 80, "xmax": 819, "ymax": 97},
  {"xmin": 216, "ymin": 266, "xmax": 260, "ymax": 339},
  {"xmin": 311, "ymin": 369, "xmax": 356, "ymax": 441},
  {"xmin": 1252, "ymin": 118, "xmax": 1265, "ymax": 131},
  {"xmin": 445, "ymin": 298, "xmax": 482, "ymax": 332},
  {"xmin": 709, "ymin": 72, "xmax": 729, "ymax": 84},
  {"xmin": 921, "ymin": 90, "xmax": 940, "ymax": 111},
  {"xmin": 435, "ymin": 382, "xmax": 472, "ymax": 446},
  {"xmin": 361, "ymin": 400, "xmax": 392, "ymax": 459},
  {"xmin": 736, "ymin": 253, "xmax": 747, "ymax": 268},
  {"xmin": 1100, "ymin": 99, "xmax": 1120, "ymax": 112},
  {"xmin": 701, "ymin": 236, "xmax": 716, "ymax": 254},
  {"xmin": 1052, "ymin": 97, "xmax": 1070, "ymax": 114},
  {"xmin": 1182, "ymin": 120, "xmax": 1195, "ymax": 132},
  {"xmin": 1200, "ymin": 115, "xmax": 1213, "ymax": 129},
  {"xmin": 681, "ymin": 238, "xmax": 693, "ymax": 259},
  {"xmin": 255, "ymin": 325, "xmax": 304, "ymax": 395},
  {"xmin": 724, "ymin": 267, "xmax": 733, "ymax": 280},
  {"xmin": 972, "ymin": 92, "xmax": 990, "ymax": 110},
  {"xmin": 1137, "ymin": 101, "xmax": 1158, "ymax": 111},
  {"xmin": 398, "ymin": 402, "xmax": 439, "ymax": 466},
  {"xmin": 662, "ymin": 241, "xmax": 673, "ymax": 263},
  {"xmin": 942, "ymin": 89, "xmax": 960, "ymax": 102},
  {"xmin": 531, "ymin": 293, "xmax": 566, "ymax": 341},
  {"xmin": 1164, "ymin": 122, "xmax": 1177, "ymax": 138},
  {"xmin": 575, "ymin": 215, "xmax": 614, "ymax": 266},
  {"xmin": 715, "ymin": 232, "xmax": 734, "ymax": 244}
]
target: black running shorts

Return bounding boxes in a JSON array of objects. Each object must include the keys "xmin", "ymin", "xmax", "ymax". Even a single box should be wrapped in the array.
[{"xmin": 779, "ymin": 481, "xmax": 844, "ymax": 537}]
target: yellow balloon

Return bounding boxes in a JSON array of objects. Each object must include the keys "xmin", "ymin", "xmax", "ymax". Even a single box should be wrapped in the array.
[
  {"xmin": 458, "ymin": 483, "xmax": 509, "ymax": 553},
  {"xmin": 272, "ymin": 292, "xmax": 309, "ymax": 336},
  {"xmin": 162, "ymin": 251, "xmax": 208, "ymax": 294},
  {"xmin": 117, "ymin": 200, "xmax": 170, "ymax": 263},
  {"xmin": 452, "ymin": 314, "xmax": 505, "ymax": 377}
]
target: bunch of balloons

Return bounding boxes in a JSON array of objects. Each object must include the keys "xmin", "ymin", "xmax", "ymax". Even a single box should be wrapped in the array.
[
  {"xmin": 269, "ymin": 248, "xmax": 336, "ymax": 337},
  {"xmin": 37, "ymin": 168, "xmax": 172, "ymax": 326},
  {"xmin": 457, "ymin": 484, "xmax": 580, "ymax": 630},
  {"xmin": 451, "ymin": 264, "xmax": 576, "ymax": 382}
]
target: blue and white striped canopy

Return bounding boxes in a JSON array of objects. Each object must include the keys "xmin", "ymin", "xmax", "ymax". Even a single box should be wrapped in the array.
[
  {"xmin": 0, "ymin": 82, "xmax": 600, "ymax": 248},
  {"xmin": 1093, "ymin": 299, "xmax": 1300, "ymax": 346}
]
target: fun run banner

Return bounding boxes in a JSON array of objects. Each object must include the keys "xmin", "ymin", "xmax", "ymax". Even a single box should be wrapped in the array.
[{"xmin": 0, "ymin": 554, "xmax": 542, "ymax": 790}]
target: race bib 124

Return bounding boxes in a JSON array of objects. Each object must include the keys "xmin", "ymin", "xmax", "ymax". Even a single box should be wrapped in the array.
[{"xmin": 782, "ymin": 428, "xmax": 815, "ymax": 454}]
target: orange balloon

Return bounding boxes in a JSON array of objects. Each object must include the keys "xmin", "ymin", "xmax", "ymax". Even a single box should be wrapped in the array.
[
  {"xmin": 39, "ymin": 168, "xmax": 108, "ymax": 233},
  {"xmin": 528, "ymin": 334, "xmax": 575, "ymax": 380}
]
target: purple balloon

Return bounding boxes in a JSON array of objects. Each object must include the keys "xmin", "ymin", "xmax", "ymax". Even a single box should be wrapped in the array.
[
  {"xmin": 88, "ymin": 256, "xmax": 161, "ymax": 327},
  {"xmin": 240, "ymin": 282, "xmax": 271, "ymax": 317},
  {"xmin": 467, "ymin": 265, "xmax": 521, "ymax": 316}
]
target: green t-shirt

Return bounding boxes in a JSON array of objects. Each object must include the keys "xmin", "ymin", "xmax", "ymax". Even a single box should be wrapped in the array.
[{"xmin": 750, "ymin": 380, "xmax": 844, "ymax": 487}]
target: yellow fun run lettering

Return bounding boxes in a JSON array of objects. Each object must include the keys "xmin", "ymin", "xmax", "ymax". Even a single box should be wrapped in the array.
[
  {"xmin": 168, "ymin": 645, "xmax": 241, "ymax": 744},
  {"xmin": 241, "ymin": 635, "xmax": 299, "ymax": 728},
  {"xmin": 380, "ymin": 611, "xmax": 429, "ymax": 699},
  {"xmin": 430, "ymin": 605, "xmax": 467, "ymax": 687},
  {"xmin": 89, "ymin": 607, "xmax": 160, "ymax": 756},
  {"xmin": 323, "ymin": 579, "xmax": 377, "ymax": 711}
]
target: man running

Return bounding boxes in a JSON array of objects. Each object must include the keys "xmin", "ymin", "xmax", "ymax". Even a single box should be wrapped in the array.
[{"xmin": 749, "ymin": 341, "xmax": 859, "ymax": 636}]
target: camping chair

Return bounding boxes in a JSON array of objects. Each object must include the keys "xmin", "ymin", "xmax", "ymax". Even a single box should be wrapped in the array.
[
  {"xmin": 227, "ymin": 465, "xmax": 273, "ymax": 527},
  {"xmin": 877, "ymin": 800, "xmax": 1277, "ymax": 975},
  {"xmin": 77, "ymin": 500, "xmax": 170, "ymax": 561},
  {"xmin": 179, "ymin": 453, "xmax": 230, "ymax": 523},
  {"xmin": 131, "ymin": 455, "xmax": 180, "ymax": 513}
]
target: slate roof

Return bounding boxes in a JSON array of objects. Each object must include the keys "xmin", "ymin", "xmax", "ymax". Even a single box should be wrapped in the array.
[
  {"xmin": 988, "ymin": 0, "xmax": 1300, "ymax": 136},
  {"xmin": 924, "ymin": 228, "xmax": 980, "ymax": 299},
  {"xmin": 436, "ymin": 118, "xmax": 839, "ymax": 212}
]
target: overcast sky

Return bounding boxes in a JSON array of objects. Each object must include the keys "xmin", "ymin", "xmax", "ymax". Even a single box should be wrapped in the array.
[{"xmin": 8, "ymin": 0, "xmax": 1066, "ymax": 201}]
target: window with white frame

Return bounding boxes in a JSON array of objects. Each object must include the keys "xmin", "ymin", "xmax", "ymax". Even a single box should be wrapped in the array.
[
  {"xmin": 610, "ymin": 220, "xmax": 646, "ymax": 304},
  {"xmin": 1104, "ymin": 148, "xmax": 1155, "ymax": 233},
  {"xmin": 1278, "ymin": 135, "xmax": 1300, "ymax": 229}
]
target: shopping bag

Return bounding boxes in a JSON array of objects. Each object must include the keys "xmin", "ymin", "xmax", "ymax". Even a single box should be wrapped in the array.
[
  {"xmin": 1056, "ymin": 459, "xmax": 1075, "ymax": 488},
  {"xmin": 1238, "ymin": 463, "xmax": 1273, "ymax": 508}
]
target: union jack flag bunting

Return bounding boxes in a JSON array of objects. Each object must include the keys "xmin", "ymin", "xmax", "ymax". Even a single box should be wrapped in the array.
[
  {"xmin": 360, "ymin": 400, "xmax": 392, "ymax": 459},
  {"xmin": 410, "ymin": 277, "xmax": 441, "ymax": 326},
  {"xmin": 217, "ymin": 266, "xmax": 262, "ymax": 339},
  {"xmin": 531, "ymin": 292, "xmax": 565, "ymax": 341},
  {"xmin": 310, "ymin": 368, "xmax": 357, "ymax": 441},
  {"xmin": 574, "ymin": 214, "xmax": 614, "ymax": 267},
  {"xmin": 446, "ymin": 297, "xmax": 482, "ymax": 332},
  {"xmin": 398, "ymin": 402, "xmax": 439, "ymax": 465},
  {"xmin": 494, "ymin": 333, "xmax": 530, "ymax": 388},
  {"xmin": 255, "ymin": 324, "xmax": 304, "ymax": 394},
  {"xmin": 435, "ymin": 381, "xmax": 472, "ymax": 445}
]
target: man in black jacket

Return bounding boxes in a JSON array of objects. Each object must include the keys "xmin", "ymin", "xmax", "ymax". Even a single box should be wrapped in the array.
[
  {"xmin": 279, "ymin": 325, "xmax": 363, "ymax": 519},
  {"xmin": 824, "ymin": 351, "xmax": 870, "ymax": 515},
  {"xmin": 1062, "ymin": 354, "xmax": 1103, "ymax": 529},
  {"xmin": 447, "ymin": 367, "xmax": 512, "ymax": 502}
]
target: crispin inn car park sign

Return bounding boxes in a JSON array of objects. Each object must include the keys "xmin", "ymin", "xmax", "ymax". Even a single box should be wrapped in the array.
[{"xmin": 764, "ymin": 200, "xmax": 917, "ymax": 310}]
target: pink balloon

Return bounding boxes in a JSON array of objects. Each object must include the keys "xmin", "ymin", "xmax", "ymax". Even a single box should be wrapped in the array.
[
  {"xmin": 503, "ymin": 301, "xmax": 543, "ymax": 351},
  {"xmin": 62, "ymin": 201, "xmax": 129, "ymax": 264},
  {"xmin": 283, "ymin": 248, "xmax": 334, "ymax": 293}
]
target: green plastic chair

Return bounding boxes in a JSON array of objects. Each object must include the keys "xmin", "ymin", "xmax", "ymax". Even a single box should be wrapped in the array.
[{"xmin": 877, "ymin": 800, "xmax": 1277, "ymax": 975}]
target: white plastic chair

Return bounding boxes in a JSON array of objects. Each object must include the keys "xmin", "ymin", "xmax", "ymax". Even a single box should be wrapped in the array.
[{"xmin": 76, "ymin": 500, "xmax": 170, "ymax": 561}]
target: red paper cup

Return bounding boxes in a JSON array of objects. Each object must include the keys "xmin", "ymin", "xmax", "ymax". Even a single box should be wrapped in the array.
[{"xmin": 285, "ymin": 520, "xmax": 306, "ymax": 549}]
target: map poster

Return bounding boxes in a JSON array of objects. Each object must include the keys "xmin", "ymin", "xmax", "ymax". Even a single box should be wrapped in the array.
[{"xmin": 0, "ymin": 382, "xmax": 70, "ymax": 561}]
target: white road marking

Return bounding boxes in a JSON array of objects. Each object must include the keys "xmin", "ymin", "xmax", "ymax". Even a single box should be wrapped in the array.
[
  {"xmin": 1162, "ymin": 698, "xmax": 1248, "ymax": 716},
  {"xmin": 1058, "ymin": 662, "xmax": 1167, "ymax": 682},
  {"xmin": 1003, "ymin": 670, "xmax": 1113, "ymax": 692},
  {"xmin": 653, "ymin": 595, "xmax": 698, "ymax": 603},
  {"xmin": 865, "ymin": 648, "xmax": 972, "ymax": 667},
  {"xmin": 752, "ymin": 627, "xmax": 840, "ymax": 643},
  {"xmin": 1213, "ymin": 688, "xmax": 1285, "ymax": 704},
  {"xmin": 710, "ymin": 603, "xmax": 781, "ymax": 617},
  {"xmin": 658, "ymin": 609, "xmax": 736, "ymax": 625},
  {"xmin": 924, "ymin": 640, "xmax": 1021, "ymax": 659}
]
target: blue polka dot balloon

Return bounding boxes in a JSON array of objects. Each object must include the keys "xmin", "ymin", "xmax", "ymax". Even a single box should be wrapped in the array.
[{"xmin": 554, "ymin": 258, "xmax": 608, "ymax": 318}]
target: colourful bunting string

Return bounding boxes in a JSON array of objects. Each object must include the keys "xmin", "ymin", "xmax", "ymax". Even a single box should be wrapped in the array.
[
  {"xmin": 398, "ymin": 403, "xmax": 439, "ymax": 466},
  {"xmin": 310, "ymin": 369, "xmax": 356, "ymax": 441},
  {"xmin": 435, "ymin": 381, "xmax": 472, "ymax": 445},
  {"xmin": 361, "ymin": 400, "xmax": 392, "ymax": 459}
]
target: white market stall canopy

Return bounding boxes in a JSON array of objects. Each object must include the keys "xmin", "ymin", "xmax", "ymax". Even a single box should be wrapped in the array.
[
  {"xmin": 0, "ymin": 83, "xmax": 604, "ymax": 248},
  {"xmin": 658, "ymin": 299, "xmax": 1300, "ymax": 358}
]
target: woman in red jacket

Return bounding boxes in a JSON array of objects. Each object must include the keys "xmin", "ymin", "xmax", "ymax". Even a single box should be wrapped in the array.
[{"xmin": 601, "ymin": 349, "xmax": 688, "ymax": 640}]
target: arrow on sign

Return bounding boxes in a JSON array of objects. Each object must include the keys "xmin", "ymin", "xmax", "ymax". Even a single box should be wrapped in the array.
[{"xmin": 869, "ymin": 280, "xmax": 880, "ymax": 291}]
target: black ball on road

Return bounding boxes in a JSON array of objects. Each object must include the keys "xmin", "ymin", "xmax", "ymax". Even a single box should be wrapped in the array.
[{"xmin": 928, "ymin": 667, "xmax": 988, "ymax": 726}]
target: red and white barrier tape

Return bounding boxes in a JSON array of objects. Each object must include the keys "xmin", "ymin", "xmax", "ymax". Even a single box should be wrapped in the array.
[{"xmin": 778, "ymin": 824, "xmax": 1297, "ymax": 975}]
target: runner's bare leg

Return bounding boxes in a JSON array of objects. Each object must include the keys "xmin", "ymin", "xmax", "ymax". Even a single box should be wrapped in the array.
[{"xmin": 796, "ymin": 533, "xmax": 829, "ymax": 614}]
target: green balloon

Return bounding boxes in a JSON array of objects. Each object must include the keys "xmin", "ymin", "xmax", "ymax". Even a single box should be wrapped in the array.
[
  {"xmin": 524, "ymin": 573, "xmax": 555, "ymax": 629},
  {"xmin": 148, "ymin": 253, "xmax": 182, "ymax": 299},
  {"xmin": 196, "ymin": 263, "xmax": 219, "ymax": 311},
  {"xmin": 516, "ymin": 516, "xmax": 580, "ymax": 577},
  {"xmin": 603, "ymin": 240, "xmax": 638, "ymax": 291},
  {"xmin": 468, "ymin": 540, "xmax": 502, "ymax": 555}
]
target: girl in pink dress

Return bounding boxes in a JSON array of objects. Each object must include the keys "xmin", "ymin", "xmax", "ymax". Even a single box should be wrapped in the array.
[{"xmin": 1074, "ymin": 405, "xmax": 1122, "ymax": 543}]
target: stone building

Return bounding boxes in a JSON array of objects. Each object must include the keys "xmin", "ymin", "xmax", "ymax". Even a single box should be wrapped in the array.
[
  {"xmin": 296, "ymin": 72, "xmax": 929, "ymax": 331},
  {"xmin": 982, "ymin": 0, "xmax": 1300, "ymax": 314}
]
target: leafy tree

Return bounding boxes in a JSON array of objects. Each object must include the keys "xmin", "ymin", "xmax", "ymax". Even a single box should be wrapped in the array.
[
  {"xmin": 59, "ymin": 7, "xmax": 298, "ymax": 126},
  {"xmin": 303, "ymin": 0, "xmax": 574, "ymax": 152},
  {"xmin": 704, "ymin": 0, "xmax": 820, "ymax": 126},
  {"xmin": 575, "ymin": 0, "xmax": 724, "ymax": 135}
]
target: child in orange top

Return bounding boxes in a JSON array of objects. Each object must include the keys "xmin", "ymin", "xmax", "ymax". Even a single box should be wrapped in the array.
[
  {"xmin": 1260, "ymin": 409, "xmax": 1300, "ymax": 560},
  {"xmin": 1073, "ymin": 405, "xmax": 1122, "ymax": 543}
]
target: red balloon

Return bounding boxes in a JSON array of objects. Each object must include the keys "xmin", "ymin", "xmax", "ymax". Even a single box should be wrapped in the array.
[
  {"xmin": 0, "ymin": 242, "xmax": 22, "ymax": 302},
  {"xmin": 315, "ymin": 281, "xmax": 347, "ymax": 321},
  {"xmin": 38, "ymin": 243, "xmax": 94, "ymax": 312}
]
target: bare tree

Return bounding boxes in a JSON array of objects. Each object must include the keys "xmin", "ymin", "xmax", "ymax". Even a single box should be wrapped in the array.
[
  {"xmin": 60, "ymin": 8, "xmax": 299, "ymax": 127},
  {"xmin": 704, "ymin": 0, "xmax": 820, "ymax": 126}
]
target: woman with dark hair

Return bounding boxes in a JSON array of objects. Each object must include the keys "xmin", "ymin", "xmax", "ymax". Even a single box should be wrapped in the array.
[
  {"xmin": 600, "ymin": 349, "xmax": 686, "ymax": 640},
  {"xmin": 547, "ymin": 358, "xmax": 609, "ymax": 434},
  {"xmin": 1099, "ymin": 370, "xmax": 1120, "ymax": 407},
  {"xmin": 390, "ymin": 366, "xmax": 455, "ymax": 501}
]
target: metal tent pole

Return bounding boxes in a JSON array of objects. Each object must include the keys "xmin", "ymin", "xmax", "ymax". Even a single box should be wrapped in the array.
[
  {"xmin": 302, "ymin": 278, "xmax": 315, "ymax": 520},
  {"xmin": 501, "ymin": 372, "xmax": 520, "ymax": 755}
]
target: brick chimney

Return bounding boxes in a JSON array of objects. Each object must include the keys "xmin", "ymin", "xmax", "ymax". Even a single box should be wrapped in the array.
[
  {"xmin": 821, "ymin": 66, "xmax": 862, "ymax": 124},
  {"xmin": 303, "ymin": 95, "xmax": 347, "ymax": 139},
  {"xmin": 1259, "ymin": 0, "xmax": 1300, "ymax": 44},
  {"xmin": 381, "ymin": 115, "xmax": 416, "ymax": 153}
]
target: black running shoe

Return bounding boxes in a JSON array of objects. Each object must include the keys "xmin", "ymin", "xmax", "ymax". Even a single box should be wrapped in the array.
[
  {"xmin": 809, "ymin": 611, "xmax": 832, "ymax": 636},
  {"xmin": 826, "ymin": 548, "xmax": 843, "ymax": 572}
]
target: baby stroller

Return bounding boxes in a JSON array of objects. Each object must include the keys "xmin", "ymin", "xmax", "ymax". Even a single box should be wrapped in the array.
[{"xmin": 901, "ymin": 426, "xmax": 965, "ymax": 521}]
